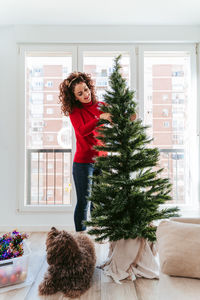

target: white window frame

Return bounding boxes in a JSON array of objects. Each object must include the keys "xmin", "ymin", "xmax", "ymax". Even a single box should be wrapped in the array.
[
  {"xmin": 17, "ymin": 44, "xmax": 77, "ymax": 212},
  {"xmin": 17, "ymin": 43, "xmax": 200, "ymax": 216},
  {"xmin": 138, "ymin": 43, "xmax": 199, "ymax": 216}
]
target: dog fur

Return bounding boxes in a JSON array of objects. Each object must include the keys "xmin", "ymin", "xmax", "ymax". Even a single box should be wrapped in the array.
[{"xmin": 38, "ymin": 227, "xmax": 96, "ymax": 298}]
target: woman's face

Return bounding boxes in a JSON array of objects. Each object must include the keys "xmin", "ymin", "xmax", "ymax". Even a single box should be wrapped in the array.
[{"xmin": 74, "ymin": 82, "xmax": 91, "ymax": 104}]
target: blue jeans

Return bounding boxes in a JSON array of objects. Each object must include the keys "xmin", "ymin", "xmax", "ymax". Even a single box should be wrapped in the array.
[{"xmin": 72, "ymin": 162, "xmax": 95, "ymax": 231}]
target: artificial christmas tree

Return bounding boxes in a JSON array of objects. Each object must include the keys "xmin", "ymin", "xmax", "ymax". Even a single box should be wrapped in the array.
[{"xmin": 85, "ymin": 54, "xmax": 180, "ymax": 282}]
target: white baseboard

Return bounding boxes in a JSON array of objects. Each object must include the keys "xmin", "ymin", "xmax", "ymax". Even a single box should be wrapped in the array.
[{"xmin": 0, "ymin": 225, "xmax": 75, "ymax": 232}]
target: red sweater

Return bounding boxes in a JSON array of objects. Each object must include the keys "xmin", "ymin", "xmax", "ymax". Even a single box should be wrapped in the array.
[{"xmin": 69, "ymin": 100, "xmax": 106, "ymax": 163}]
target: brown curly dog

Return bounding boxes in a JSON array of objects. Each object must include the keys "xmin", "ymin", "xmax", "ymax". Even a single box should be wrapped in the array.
[{"xmin": 38, "ymin": 227, "xmax": 96, "ymax": 298}]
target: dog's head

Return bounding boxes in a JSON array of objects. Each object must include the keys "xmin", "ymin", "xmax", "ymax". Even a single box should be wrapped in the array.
[{"xmin": 46, "ymin": 227, "xmax": 80, "ymax": 265}]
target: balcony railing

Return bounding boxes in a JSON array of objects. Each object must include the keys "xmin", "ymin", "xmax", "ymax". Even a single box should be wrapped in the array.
[
  {"xmin": 26, "ymin": 148, "xmax": 185, "ymax": 206},
  {"xmin": 159, "ymin": 148, "xmax": 184, "ymax": 203},
  {"xmin": 27, "ymin": 148, "xmax": 72, "ymax": 206}
]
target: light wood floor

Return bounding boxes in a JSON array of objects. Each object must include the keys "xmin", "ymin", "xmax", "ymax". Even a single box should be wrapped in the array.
[{"xmin": 0, "ymin": 232, "xmax": 200, "ymax": 300}]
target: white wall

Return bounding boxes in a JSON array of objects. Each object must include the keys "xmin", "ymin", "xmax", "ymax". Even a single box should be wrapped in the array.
[
  {"xmin": 13, "ymin": 25, "xmax": 200, "ymax": 43},
  {"xmin": 0, "ymin": 25, "xmax": 200, "ymax": 232}
]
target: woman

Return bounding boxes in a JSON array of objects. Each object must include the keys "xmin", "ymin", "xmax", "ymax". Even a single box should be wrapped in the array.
[{"xmin": 59, "ymin": 72, "xmax": 112, "ymax": 232}]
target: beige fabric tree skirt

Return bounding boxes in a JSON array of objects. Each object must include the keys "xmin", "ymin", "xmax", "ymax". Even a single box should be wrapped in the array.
[{"xmin": 99, "ymin": 237, "xmax": 159, "ymax": 283}]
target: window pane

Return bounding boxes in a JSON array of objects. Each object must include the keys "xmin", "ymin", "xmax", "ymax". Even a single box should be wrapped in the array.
[
  {"xmin": 144, "ymin": 51, "xmax": 197, "ymax": 206},
  {"xmin": 25, "ymin": 53, "xmax": 72, "ymax": 206},
  {"xmin": 83, "ymin": 51, "xmax": 130, "ymax": 100}
]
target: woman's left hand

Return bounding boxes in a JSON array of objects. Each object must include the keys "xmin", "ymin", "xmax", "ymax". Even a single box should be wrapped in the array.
[{"xmin": 130, "ymin": 113, "xmax": 137, "ymax": 122}]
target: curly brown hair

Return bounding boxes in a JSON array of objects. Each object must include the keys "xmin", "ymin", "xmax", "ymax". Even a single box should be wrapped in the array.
[{"xmin": 58, "ymin": 71, "xmax": 98, "ymax": 116}]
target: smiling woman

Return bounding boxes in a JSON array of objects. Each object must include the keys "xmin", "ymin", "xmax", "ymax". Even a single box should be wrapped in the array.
[
  {"xmin": 74, "ymin": 82, "xmax": 92, "ymax": 104},
  {"xmin": 59, "ymin": 72, "xmax": 98, "ymax": 115},
  {"xmin": 59, "ymin": 72, "xmax": 111, "ymax": 232}
]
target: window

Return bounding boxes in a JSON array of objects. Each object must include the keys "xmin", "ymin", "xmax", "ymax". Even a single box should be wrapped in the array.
[
  {"xmin": 162, "ymin": 108, "xmax": 169, "ymax": 116},
  {"xmin": 163, "ymin": 121, "xmax": 170, "ymax": 128},
  {"xmin": 46, "ymin": 108, "xmax": 54, "ymax": 115},
  {"xmin": 47, "ymin": 94, "xmax": 53, "ymax": 101},
  {"xmin": 18, "ymin": 45, "xmax": 76, "ymax": 211},
  {"xmin": 47, "ymin": 135, "xmax": 54, "ymax": 142},
  {"xmin": 18, "ymin": 44, "xmax": 198, "ymax": 214},
  {"xmin": 162, "ymin": 94, "xmax": 169, "ymax": 101},
  {"xmin": 25, "ymin": 53, "xmax": 72, "ymax": 205},
  {"xmin": 31, "ymin": 79, "xmax": 43, "ymax": 90},
  {"xmin": 143, "ymin": 47, "xmax": 198, "ymax": 209},
  {"xmin": 45, "ymin": 81, "xmax": 53, "ymax": 87}
]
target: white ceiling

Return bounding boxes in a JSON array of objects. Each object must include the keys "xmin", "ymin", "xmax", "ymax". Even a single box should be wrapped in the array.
[{"xmin": 1, "ymin": 0, "xmax": 200, "ymax": 26}]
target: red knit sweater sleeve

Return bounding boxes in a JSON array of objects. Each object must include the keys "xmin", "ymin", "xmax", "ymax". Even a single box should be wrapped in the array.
[{"xmin": 69, "ymin": 109, "xmax": 100, "ymax": 137}]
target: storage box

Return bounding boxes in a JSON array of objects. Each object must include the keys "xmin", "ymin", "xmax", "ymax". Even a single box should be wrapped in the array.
[{"xmin": 0, "ymin": 242, "xmax": 30, "ymax": 288}]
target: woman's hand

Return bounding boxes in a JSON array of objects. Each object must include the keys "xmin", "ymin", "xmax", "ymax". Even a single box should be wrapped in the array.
[
  {"xmin": 130, "ymin": 113, "xmax": 137, "ymax": 122},
  {"xmin": 100, "ymin": 113, "xmax": 112, "ymax": 123}
]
